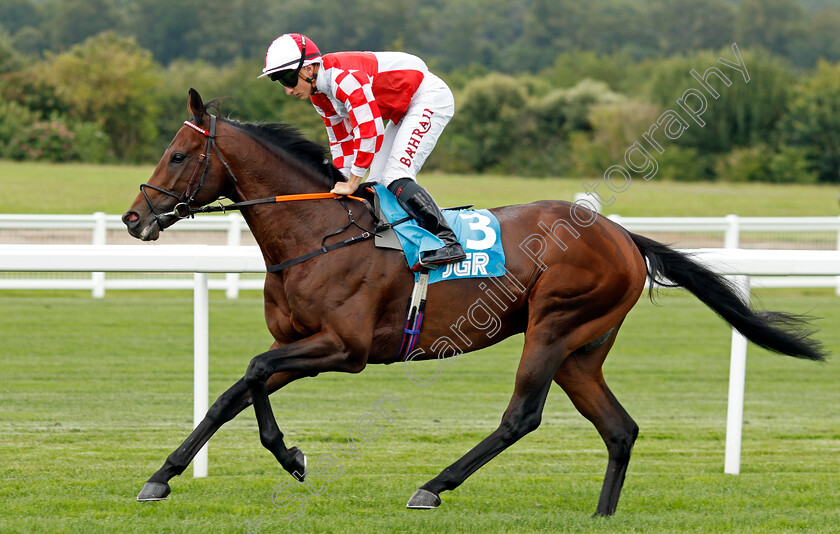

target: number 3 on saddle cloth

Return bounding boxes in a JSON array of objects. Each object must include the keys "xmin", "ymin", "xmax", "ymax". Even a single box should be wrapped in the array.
[
  {"xmin": 371, "ymin": 184, "xmax": 506, "ymax": 284},
  {"xmin": 371, "ymin": 184, "xmax": 506, "ymax": 360}
]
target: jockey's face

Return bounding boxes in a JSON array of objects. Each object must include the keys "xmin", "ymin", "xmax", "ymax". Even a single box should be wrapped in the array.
[{"xmin": 284, "ymin": 65, "xmax": 316, "ymax": 100}]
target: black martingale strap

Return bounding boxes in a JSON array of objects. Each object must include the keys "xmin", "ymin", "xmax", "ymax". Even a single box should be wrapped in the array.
[
  {"xmin": 266, "ymin": 231, "xmax": 374, "ymax": 273},
  {"xmin": 265, "ymin": 194, "xmax": 412, "ymax": 274}
]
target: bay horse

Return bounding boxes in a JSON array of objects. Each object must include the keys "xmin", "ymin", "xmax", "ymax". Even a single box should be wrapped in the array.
[{"xmin": 122, "ymin": 89, "xmax": 827, "ymax": 516}]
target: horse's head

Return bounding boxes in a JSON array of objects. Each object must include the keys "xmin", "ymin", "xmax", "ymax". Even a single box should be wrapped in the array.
[{"xmin": 122, "ymin": 89, "xmax": 236, "ymax": 241}]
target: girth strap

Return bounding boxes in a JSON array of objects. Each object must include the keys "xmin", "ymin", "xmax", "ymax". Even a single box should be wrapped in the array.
[{"xmin": 398, "ymin": 270, "xmax": 430, "ymax": 361}]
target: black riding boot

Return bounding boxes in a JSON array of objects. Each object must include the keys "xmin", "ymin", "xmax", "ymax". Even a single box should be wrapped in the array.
[{"xmin": 388, "ymin": 179, "xmax": 467, "ymax": 268}]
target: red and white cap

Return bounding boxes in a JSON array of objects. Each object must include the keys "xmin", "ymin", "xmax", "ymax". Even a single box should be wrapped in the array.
[{"xmin": 258, "ymin": 33, "xmax": 322, "ymax": 79}]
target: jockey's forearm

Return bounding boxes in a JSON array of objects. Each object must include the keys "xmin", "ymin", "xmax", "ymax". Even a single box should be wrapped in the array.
[
  {"xmin": 330, "ymin": 173, "xmax": 364, "ymax": 195},
  {"xmin": 347, "ymin": 173, "xmax": 363, "ymax": 189}
]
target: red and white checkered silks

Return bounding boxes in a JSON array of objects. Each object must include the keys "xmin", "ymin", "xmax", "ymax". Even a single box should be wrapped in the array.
[{"xmin": 310, "ymin": 52, "xmax": 434, "ymax": 180}]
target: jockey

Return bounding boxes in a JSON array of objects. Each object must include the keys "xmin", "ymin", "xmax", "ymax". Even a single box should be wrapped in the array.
[{"xmin": 259, "ymin": 33, "xmax": 466, "ymax": 268}]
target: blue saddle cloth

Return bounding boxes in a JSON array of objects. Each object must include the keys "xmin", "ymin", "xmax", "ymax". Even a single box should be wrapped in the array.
[{"xmin": 373, "ymin": 184, "xmax": 506, "ymax": 284}]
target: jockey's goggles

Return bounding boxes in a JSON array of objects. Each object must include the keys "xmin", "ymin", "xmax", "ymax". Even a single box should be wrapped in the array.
[{"xmin": 270, "ymin": 69, "xmax": 301, "ymax": 88}]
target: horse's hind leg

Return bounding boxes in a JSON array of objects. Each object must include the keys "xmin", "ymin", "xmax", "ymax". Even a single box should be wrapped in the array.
[
  {"xmin": 554, "ymin": 331, "xmax": 638, "ymax": 516},
  {"xmin": 406, "ymin": 326, "xmax": 565, "ymax": 509},
  {"xmin": 137, "ymin": 371, "xmax": 305, "ymax": 501}
]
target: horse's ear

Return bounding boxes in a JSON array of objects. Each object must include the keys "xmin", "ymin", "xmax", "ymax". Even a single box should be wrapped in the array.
[{"xmin": 188, "ymin": 88, "xmax": 205, "ymax": 122}]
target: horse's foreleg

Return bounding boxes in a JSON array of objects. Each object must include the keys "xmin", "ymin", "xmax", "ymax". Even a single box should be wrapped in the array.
[
  {"xmin": 243, "ymin": 333, "xmax": 364, "ymax": 481},
  {"xmin": 406, "ymin": 334, "xmax": 562, "ymax": 509},
  {"xmin": 554, "ymin": 339, "xmax": 638, "ymax": 517},
  {"xmin": 137, "ymin": 371, "xmax": 303, "ymax": 501}
]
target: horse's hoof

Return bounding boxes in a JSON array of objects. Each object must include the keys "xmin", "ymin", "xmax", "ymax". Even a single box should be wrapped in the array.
[
  {"xmin": 137, "ymin": 481, "xmax": 171, "ymax": 501},
  {"xmin": 406, "ymin": 488, "xmax": 441, "ymax": 509},
  {"xmin": 289, "ymin": 446, "xmax": 307, "ymax": 481}
]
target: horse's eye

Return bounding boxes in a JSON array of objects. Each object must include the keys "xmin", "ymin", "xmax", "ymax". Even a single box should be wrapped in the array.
[{"xmin": 170, "ymin": 152, "xmax": 186, "ymax": 164}]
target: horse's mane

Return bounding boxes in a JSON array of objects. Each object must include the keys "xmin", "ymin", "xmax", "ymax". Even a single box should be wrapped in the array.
[
  {"xmin": 230, "ymin": 119, "xmax": 345, "ymax": 182},
  {"xmin": 205, "ymin": 99, "xmax": 345, "ymax": 186}
]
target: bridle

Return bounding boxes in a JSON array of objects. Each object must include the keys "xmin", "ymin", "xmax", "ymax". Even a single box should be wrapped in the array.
[
  {"xmin": 138, "ymin": 113, "xmax": 372, "ymax": 224},
  {"xmin": 135, "ymin": 112, "xmax": 403, "ymax": 273},
  {"xmin": 138, "ymin": 114, "xmax": 237, "ymax": 231}
]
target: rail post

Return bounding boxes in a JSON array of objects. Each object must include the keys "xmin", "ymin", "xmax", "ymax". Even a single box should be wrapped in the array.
[
  {"xmin": 193, "ymin": 272, "xmax": 209, "ymax": 477},
  {"xmin": 836, "ymin": 215, "xmax": 840, "ymax": 297},
  {"xmin": 725, "ymin": 214, "xmax": 740, "ymax": 249},
  {"xmin": 724, "ymin": 274, "xmax": 750, "ymax": 475},
  {"xmin": 226, "ymin": 213, "xmax": 243, "ymax": 299},
  {"xmin": 92, "ymin": 212, "xmax": 107, "ymax": 298}
]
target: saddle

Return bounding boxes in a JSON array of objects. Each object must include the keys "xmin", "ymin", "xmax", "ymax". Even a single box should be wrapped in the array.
[
  {"xmin": 369, "ymin": 184, "xmax": 506, "ymax": 284},
  {"xmin": 366, "ymin": 185, "xmax": 507, "ymax": 360}
]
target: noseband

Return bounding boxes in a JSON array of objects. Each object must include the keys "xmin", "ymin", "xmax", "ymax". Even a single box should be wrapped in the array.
[{"xmin": 139, "ymin": 114, "xmax": 237, "ymax": 230}]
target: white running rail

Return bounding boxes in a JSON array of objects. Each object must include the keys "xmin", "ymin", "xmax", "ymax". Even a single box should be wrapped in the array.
[
  {"xmin": 1, "ymin": 245, "xmax": 838, "ymax": 477},
  {"xmin": 2, "ymin": 212, "xmax": 840, "ymax": 297}
]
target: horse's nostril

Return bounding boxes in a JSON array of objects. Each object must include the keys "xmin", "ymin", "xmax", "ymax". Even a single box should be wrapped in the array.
[{"xmin": 122, "ymin": 211, "xmax": 140, "ymax": 225}]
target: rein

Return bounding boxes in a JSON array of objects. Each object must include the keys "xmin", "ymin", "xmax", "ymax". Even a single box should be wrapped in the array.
[
  {"xmin": 181, "ymin": 192, "xmax": 368, "ymax": 217},
  {"xmin": 141, "ymin": 113, "xmax": 400, "ymax": 273}
]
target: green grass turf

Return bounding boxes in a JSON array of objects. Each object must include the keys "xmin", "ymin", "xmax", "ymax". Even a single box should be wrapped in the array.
[
  {"xmin": 1, "ymin": 159, "xmax": 839, "ymax": 531},
  {"xmin": 0, "ymin": 288, "xmax": 838, "ymax": 533},
  {"xmin": 2, "ymin": 159, "xmax": 839, "ymax": 217}
]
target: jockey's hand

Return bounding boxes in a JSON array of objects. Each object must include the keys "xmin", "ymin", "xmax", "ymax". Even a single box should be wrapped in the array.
[
  {"xmin": 330, "ymin": 173, "xmax": 363, "ymax": 196},
  {"xmin": 330, "ymin": 182, "xmax": 356, "ymax": 196}
]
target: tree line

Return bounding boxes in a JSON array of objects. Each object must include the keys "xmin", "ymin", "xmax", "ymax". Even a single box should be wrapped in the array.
[
  {"xmin": 3, "ymin": 0, "xmax": 839, "ymax": 70},
  {"xmin": 0, "ymin": 0, "xmax": 838, "ymax": 182}
]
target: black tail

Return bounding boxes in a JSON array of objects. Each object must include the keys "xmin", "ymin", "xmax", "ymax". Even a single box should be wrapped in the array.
[{"xmin": 629, "ymin": 232, "xmax": 828, "ymax": 362}]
